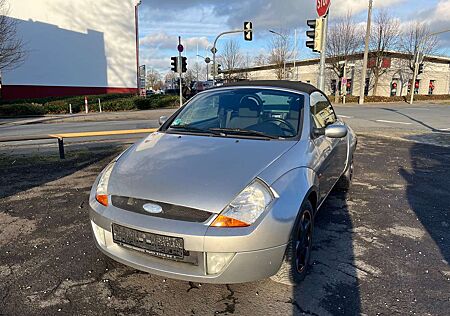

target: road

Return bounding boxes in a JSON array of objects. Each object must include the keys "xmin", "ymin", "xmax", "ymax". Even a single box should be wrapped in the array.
[
  {"xmin": 0, "ymin": 135, "xmax": 449, "ymax": 315},
  {"xmin": 335, "ymin": 103, "xmax": 449, "ymax": 133}
]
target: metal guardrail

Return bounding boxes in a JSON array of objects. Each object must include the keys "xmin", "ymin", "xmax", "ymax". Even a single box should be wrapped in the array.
[{"xmin": 0, "ymin": 128, "xmax": 157, "ymax": 159}]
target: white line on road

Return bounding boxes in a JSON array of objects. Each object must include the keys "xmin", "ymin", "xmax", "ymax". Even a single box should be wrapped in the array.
[
  {"xmin": 375, "ymin": 119, "xmax": 412, "ymax": 125},
  {"xmin": 339, "ymin": 115, "xmax": 353, "ymax": 118},
  {"xmin": 438, "ymin": 127, "xmax": 450, "ymax": 131}
]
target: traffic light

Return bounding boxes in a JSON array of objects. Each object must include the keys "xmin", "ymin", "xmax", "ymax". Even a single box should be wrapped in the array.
[
  {"xmin": 306, "ymin": 18, "xmax": 323, "ymax": 52},
  {"xmin": 170, "ymin": 56, "xmax": 178, "ymax": 72},
  {"xmin": 244, "ymin": 21, "xmax": 253, "ymax": 41},
  {"xmin": 211, "ymin": 63, "xmax": 223, "ymax": 76},
  {"xmin": 418, "ymin": 63, "xmax": 424, "ymax": 75},
  {"xmin": 181, "ymin": 57, "xmax": 187, "ymax": 73}
]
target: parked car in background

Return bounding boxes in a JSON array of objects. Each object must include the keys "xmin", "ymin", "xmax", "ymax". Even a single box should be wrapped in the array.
[
  {"xmin": 89, "ymin": 80, "xmax": 357, "ymax": 285},
  {"xmin": 146, "ymin": 90, "xmax": 155, "ymax": 96},
  {"xmin": 192, "ymin": 80, "xmax": 214, "ymax": 95}
]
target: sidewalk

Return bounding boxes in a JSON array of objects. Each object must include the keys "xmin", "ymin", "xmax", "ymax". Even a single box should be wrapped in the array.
[{"xmin": 0, "ymin": 108, "xmax": 178, "ymax": 127}]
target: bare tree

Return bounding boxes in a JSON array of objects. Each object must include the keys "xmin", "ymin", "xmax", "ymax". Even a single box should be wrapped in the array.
[
  {"xmin": 218, "ymin": 39, "xmax": 242, "ymax": 80},
  {"xmin": 146, "ymin": 68, "xmax": 161, "ymax": 90},
  {"xmin": 326, "ymin": 12, "xmax": 363, "ymax": 99},
  {"xmin": 369, "ymin": 10, "xmax": 401, "ymax": 95},
  {"xmin": 184, "ymin": 69, "xmax": 196, "ymax": 87},
  {"xmin": 268, "ymin": 29, "xmax": 293, "ymax": 80},
  {"xmin": 0, "ymin": 0, "xmax": 25, "ymax": 72},
  {"xmin": 191, "ymin": 61, "xmax": 205, "ymax": 81},
  {"xmin": 399, "ymin": 21, "xmax": 438, "ymax": 72},
  {"xmin": 253, "ymin": 53, "xmax": 268, "ymax": 66}
]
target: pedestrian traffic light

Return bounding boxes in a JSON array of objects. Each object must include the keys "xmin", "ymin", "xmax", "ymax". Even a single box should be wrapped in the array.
[
  {"xmin": 217, "ymin": 64, "xmax": 222, "ymax": 74},
  {"xmin": 418, "ymin": 63, "xmax": 424, "ymax": 75},
  {"xmin": 170, "ymin": 56, "xmax": 178, "ymax": 72},
  {"xmin": 306, "ymin": 18, "xmax": 323, "ymax": 52},
  {"xmin": 244, "ymin": 21, "xmax": 253, "ymax": 41},
  {"xmin": 181, "ymin": 57, "xmax": 187, "ymax": 73}
]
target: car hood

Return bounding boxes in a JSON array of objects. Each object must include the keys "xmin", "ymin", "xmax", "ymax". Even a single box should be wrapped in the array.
[{"xmin": 108, "ymin": 132, "xmax": 296, "ymax": 213}]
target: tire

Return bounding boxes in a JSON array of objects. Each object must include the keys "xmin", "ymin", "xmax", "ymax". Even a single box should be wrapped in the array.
[
  {"xmin": 335, "ymin": 156, "xmax": 354, "ymax": 191},
  {"xmin": 270, "ymin": 200, "xmax": 314, "ymax": 286}
]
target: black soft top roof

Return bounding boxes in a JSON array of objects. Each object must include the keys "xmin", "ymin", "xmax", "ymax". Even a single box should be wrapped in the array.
[{"xmin": 219, "ymin": 80, "xmax": 319, "ymax": 94}]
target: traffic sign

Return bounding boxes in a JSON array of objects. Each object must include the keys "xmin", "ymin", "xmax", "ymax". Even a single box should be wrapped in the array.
[
  {"xmin": 211, "ymin": 47, "xmax": 217, "ymax": 54},
  {"xmin": 317, "ymin": 0, "xmax": 330, "ymax": 17},
  {"xmin": 177, "ymin": 44, "xmax": 184, "ymax": 53},
  {"xmin": 205, "ymin": 57, "xmax": 211, "ymax": 64}
]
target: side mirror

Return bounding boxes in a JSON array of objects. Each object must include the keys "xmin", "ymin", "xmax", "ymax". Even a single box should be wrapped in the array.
[
  {"xmin": 313, "ymin": 124, "xmax": 347, "ymax": 138},
  {"xmin": 325, "ymin": 124, "xmax": 348, "ymax": 138},
  {"xmin": 159, "ymin": 116, "xmax": 168, "ymax": 126}
]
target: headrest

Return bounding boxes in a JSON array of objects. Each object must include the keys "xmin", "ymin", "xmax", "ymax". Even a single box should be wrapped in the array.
[{"xmin": 239, "ymin": 98, "xmax": 260, "ymax": 117}]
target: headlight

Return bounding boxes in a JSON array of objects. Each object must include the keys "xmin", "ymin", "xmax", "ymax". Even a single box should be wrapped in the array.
[
  {"xmin": 211, "ymin": 179, "xmax": 275, "ymax": 228},
  {"xmin": 95, "ymin": 162, "xmax": 115, "ymax": 206}
]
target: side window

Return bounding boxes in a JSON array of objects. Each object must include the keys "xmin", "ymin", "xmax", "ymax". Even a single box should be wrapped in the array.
[
  {"xmin": 310, "ymin": 92, "xmax": 337, "ymax": 128},
  {"xmin": 181, "ymin": 96, "xmax": 219, "ymax": 124}
]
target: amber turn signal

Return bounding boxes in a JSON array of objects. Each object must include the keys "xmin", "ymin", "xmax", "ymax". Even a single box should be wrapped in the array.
[
  {"xmin": 96, "ymin": 194, "xmax": 108, "ymax": 206},
  {"xmin": 210, "ymin": 215, "xmax": 249, "ymax": 228}
]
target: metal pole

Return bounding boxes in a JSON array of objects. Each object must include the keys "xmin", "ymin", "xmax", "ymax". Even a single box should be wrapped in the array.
[
  {"xmin": 409, "ymin": 53, "xmax": 420, "ymax": 105},
  {"xmin": 359, "ymin": 0, "xmax": 373, "ymax": 104},
  {"xmin": 343, "ymin": 61, "xmax": 347, "ymax": 104},
  {"xmin": 212, "ymin": 29, "xmax": 245, "ymax": 85},
  {"xmin": 294, "ymin": 29, "xmax": 299, "ymax": 81},
  {"xmin": 206, "ymin": 63, "xmax": 209, "ymax": 81},
  {"xmin": 58, "ymin": 138, "xmax": 65, "ymax": 159},
  {"xmin": 178, "ymin": 37, "xmax": 183, "ymax": 108},
  {"xmin": 98, "ymin": 99, "xmax": 102, "ymax": 113},
  {"xmin": 318, "ymin": 14, "xmax": 328, "ymax": 90}
]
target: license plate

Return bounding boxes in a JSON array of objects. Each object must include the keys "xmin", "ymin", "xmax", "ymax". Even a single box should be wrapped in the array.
[{"xmin": 112, "ymin": 224, "xmax": 184, "ymax": 259}]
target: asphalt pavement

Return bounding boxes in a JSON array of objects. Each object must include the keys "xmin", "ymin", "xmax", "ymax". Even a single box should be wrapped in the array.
[
  {"xmin": 0, "ymin": 135, "xmax": 449, "ymax": 315},
  {"xmin": 0, "ymin": 102, "xmax": 449, "ymax": 315}
]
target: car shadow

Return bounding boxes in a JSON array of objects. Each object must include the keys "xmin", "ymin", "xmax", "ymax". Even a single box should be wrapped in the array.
[
  {"xmin": 0, "ymin": 143, "xmax": 124, "ymax": 200},
  {"xmin": 292, "ymin": 189, "xmax": 361, "ymax": 315},
  {"xmin": 399, "ymin": 140, "xmax": 450, "ymax": 263}
]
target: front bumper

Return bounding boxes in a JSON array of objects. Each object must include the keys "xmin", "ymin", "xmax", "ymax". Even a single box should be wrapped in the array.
[{"xmin": 89, "ymin": 204, "xmax": 286, "ymax": 284}]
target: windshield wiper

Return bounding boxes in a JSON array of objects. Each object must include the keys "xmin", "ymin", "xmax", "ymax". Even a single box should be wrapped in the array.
[
  {"xmin": 168, "ymin": 124, "xmax": 212, "ymax": 134},
  {"xmin": 208, "ymin": 128, "xmax": 279, "ymax": 139}
]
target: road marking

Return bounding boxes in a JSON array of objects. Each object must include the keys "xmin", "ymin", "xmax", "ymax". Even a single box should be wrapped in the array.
[
  {"xmin": 438, "ymin": 127, "xmax": 450, "ymax": 131},
  {"xmin": 375, "ymin": 119, "xmax": 412, "ymax": 125},
  {"xmin": 402, "ymin": 108, "xmax": 430, "ymax": 111},
  {"xmin": 339, "ymin": 115, "xmax": 353, "ymax": 118}
]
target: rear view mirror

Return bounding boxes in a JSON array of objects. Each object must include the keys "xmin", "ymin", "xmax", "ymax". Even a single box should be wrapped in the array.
[{"xmin": 159, "ymin": 116, "xmax": 168, "ymax": 126}]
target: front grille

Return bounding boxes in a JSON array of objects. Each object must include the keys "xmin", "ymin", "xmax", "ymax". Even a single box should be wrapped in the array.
[{"xmin": 111, "ymin": 195, "xmax": 213, "ymax": 223}]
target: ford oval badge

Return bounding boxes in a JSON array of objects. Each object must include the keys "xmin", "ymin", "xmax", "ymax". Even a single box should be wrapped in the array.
[{"xmin": 142, "ymin": 203, "xmax": 163, "ymax": 214}]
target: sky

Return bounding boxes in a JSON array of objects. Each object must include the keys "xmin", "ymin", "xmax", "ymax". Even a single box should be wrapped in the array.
[{"xmin": 138, "ymin": 0, "xmax": 450, "ymax": 75}]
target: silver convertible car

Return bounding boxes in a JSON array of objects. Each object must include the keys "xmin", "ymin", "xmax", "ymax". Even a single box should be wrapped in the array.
[{"xmin": 89, "ymin": 81, "xmax": 357, "ymax": 285}]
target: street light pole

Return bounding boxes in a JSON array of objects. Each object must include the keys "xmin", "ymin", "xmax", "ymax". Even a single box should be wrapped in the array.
[
  {"xmin": 211, "ymin": 29, "xmax": 244, "ymax": 85},
  {"xmin": 269, "ymin": 30, "xmax": 287, "ymax": 80},
  {"xmin": 359, "ymin": 0, "xmax": 373, "ymax": 105}
]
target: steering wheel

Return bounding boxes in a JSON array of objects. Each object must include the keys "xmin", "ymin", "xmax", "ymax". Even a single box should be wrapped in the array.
[
  {"xmin": 239, "ymin": 94, "xmax": 263, "ymax": 106},
  {"xmin": 262, "ymin": 117, "xmax": 297, "ymax": 136}
]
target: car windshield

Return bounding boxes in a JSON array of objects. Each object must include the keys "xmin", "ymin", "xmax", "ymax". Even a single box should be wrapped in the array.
[{"xmin": 166, "ymin": 88, "xmax": 305, "ymax": 139}]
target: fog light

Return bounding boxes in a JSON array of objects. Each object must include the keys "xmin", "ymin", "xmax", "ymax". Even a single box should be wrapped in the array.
[
  {"xmin": 91, "ymin": 221, "xmax": 106, "ymax": 247},
  {"xmin": 206, "ymin": 252, "xmax": 235, "ymax": 275}
]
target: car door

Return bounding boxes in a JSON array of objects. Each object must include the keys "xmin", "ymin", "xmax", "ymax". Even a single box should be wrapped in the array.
[{"xmin": 310, "ymin": 92, "xmax": 348, "ymax": 202}]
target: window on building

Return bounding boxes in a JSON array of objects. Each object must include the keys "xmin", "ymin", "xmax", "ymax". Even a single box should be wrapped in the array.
[{"xmin": 310, "ymin": 92, "xmax": 337, "ymax": 128}]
